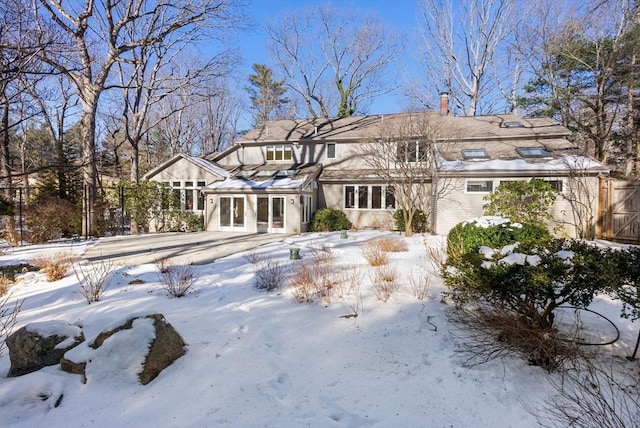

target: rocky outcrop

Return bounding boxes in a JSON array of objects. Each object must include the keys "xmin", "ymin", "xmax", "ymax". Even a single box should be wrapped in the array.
[
  {"xmin": 62, "ymin": 313, "xmax": 186, "ymax": 385},
  {"xmin": 6, "ymin": 321, "xmax": 84, "ymax": 377}
]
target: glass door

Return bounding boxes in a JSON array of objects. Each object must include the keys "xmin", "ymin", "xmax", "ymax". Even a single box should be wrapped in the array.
[
  {"xmin": 219, "ymin": 196, "xmax": 245, "ymax": 230},
  {"xmin": 271, "ymin": 197, "xmax": 285, "ymax": 232}
]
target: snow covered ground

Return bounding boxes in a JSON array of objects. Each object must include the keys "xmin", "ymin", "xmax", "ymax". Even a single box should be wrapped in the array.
[{"xmin": 0, "ymin": 231, "xmax": 636, "ymax": 428}]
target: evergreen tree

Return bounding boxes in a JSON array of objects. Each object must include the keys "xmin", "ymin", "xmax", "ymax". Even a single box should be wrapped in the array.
[{"xmin": 247, "ymin": 64, "xmax": 288, "ymax": 126}]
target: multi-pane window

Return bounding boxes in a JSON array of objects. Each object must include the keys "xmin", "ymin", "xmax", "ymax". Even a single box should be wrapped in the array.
[
  {"xmin": 396, "ymin": 141, "xmax": 429, "ymax": 162},
  {"xmin": 344, "ymin": 185, "xmax": 396, "ymax": 209},
  {"xmin": 266, "ymin": 145, "xmax": 293, "ymax": 161},
  {"xmin": 167, "ymin": 180, "xmax": 206, "ymax": 211}
]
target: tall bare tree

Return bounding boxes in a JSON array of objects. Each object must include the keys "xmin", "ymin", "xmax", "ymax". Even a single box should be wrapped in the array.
[
  {"xmin": 352, "ymin": 113, "xmax": 457, "ymax": 236},
  {"xmin": 418, "ymin": 0, "xmax": 519, "ymax": 116},
  {"xmin": 267, "ymin": 4, "xmax": 399, "ymax": 119},
  {"xmin": 33, "ymin": 0, "xmax": 244, "ymax": 236}
]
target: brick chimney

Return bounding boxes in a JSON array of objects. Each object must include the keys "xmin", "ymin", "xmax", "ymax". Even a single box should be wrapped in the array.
[{"xmin": 439, "ymin": 92, "xmax": 449, "ymax": 116}]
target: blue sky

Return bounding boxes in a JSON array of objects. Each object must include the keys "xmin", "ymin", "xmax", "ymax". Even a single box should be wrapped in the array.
[{"xmin": 233, "ymin": 0, "xmax": 423, "ymax": 118}]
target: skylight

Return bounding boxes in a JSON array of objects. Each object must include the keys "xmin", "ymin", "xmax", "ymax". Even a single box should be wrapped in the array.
[
  {"xmin": 504, "ymin": 121, "xmax": 524, "ymax": 128},
  {"xmin": 516, "ymin": 147, "xmax": 551, "ymax": 158},
  {"xmin": 461, "ymin": 148, "xmax": 490, "ymax": 160}
]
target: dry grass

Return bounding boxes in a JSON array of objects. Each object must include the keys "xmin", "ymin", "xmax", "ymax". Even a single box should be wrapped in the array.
[
  {"xmin": 289, "ymin": 249, "xmax": 338, "ymax": 304},
  {"xmin": 408, "ymin": 269, "xmax": 431, "ymax": 300},
  {"xmin": 370, "ymin": 264, "xmax": 399, "ymax": 301},
  {"xmin": 372, "ymin": 236, "xmax": 408, "ymax": 252},
  {"xmin": 30, "ymin": 251, "xmax": 80, "ymax": 281},
  {"xmin": 0, "ymin": 277, "xmax": 12, "ymax": 297},
  {"xmin": 361, "ymin": 242, "xmax": 389, "ymax": 266}
]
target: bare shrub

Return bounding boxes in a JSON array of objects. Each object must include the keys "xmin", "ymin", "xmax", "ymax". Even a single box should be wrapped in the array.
[
  {"xmin": 154, "ymin": 256, "xmax": 172, "ymax": 274},
  {"xmin": 408, "ymin": 269, "xmax": 431, "ymax": 300},
  {"xmin": 373, "ymin": 236, "xmax": 408, "ymax": 252},
  {"xmin": 529, "ymin": 359, "xmax": 640, "ymax": 428},
  {"xmin": 370, "ymin": 264, "xmax": 399, "ymax": 301},
  {"xmin": 290, "ymin": 263, "xmax": 315, "ymax": 302},
  {"xmin": 448, "ymin": 302, "xmax": 582, "ymax": 372},
  {"xmin": 340, "ymin": 280, "xmax": 363, "ymax": 319},
  {"xmin": 160, "ymin": 264, "xmax": 197, "ymax": 297},
  {"xmin": 288, "ymin": 248, "xmax": 337, "ymax": 303},
  {"xmin": 30, "ymin": 251, "xmax": 80, "ymax": 281},
  {"xmin": 254, "ymin": 260, "xmax": 286, "ymax": 292},
  {"xmin": 0, "ymin": 293, "xmax": 23, "ymax": 357},
  {"xmin": 424, "ymin": 239, "xmax": 447, "ymax": 272},
  {"xmin": 73, "ymin": 260, "xmax": 115, "ymax": 304},
  {"xmin": 361, "ymin": 242, "xmax": 389, "ymax": 266},
  {"xmin": 334, "ymin": 266, "xmax": 362, "ymax": 298},
  {"xmin": 244, "ymin": 251, "xmax": 265, "ymax": 265}
]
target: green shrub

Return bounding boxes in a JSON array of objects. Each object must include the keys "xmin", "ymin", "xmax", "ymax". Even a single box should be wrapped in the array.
[
  {"xmin": 446, "ymin": 217, "xmax": 550, "ymax": 263},
  {"xmin": 393, "ymin": 209, "xmax": 428, "ymax": 233},
  {"xmin": 311, "ymin": 208, "xmax": 351, "ymax": 232},
  {"xmin": 483, "ymin": 178, "xmax": 556, "ymax": 225},
  {"xmin": 615, "ymin": 246, "xmax": 640, "ymax": 322},
  {"xmin": 443, "ymin": 239, "xmax": 619, "ymax": 330}
]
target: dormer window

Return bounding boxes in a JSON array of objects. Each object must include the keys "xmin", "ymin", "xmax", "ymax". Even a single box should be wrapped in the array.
[
  {"xmin": 516, "ymin": 147, "xmax": 551, "ymax": 158},
  {"xmin": 462, "ymin": 148, "xmax": 490, "ymax": 160}
]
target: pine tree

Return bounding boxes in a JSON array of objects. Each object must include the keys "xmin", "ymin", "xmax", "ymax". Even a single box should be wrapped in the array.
[{"xmin": 247, "ymin": 64, "xmax": 288, "ymax": 126}]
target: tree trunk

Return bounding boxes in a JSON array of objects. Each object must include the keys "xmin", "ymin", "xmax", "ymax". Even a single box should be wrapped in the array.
[{"xmin": 81, "ymin": 96, "xmax": 99, "ymax": 237}]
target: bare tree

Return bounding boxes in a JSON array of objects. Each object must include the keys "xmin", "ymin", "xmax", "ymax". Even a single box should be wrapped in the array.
[
  {"xmin": 267, "ymin": 4, "xmax": 399, "ymax": 118},
  {"xmin": 518, "ymin": 0, "xmax": 639, "ymax": 167},
  {"xmin": 111, "ymin": 32, "xmax": 235, "ymax": 183},
  {"xmin": 33, "ymin": 0, "xmax": 245, "ymax": 236},
  {"xmin": 418, "ymin": 0, "xmax": 519, "ymax": 116},
  {"xmin": 351, "ymin": 113, "xmax": 457, "ymax": 236}
]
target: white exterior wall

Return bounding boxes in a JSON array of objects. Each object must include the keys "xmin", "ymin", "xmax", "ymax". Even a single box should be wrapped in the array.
[
  {"xmin": 434, "ymin": 176, "xmax": 600, "ymax": 237},
  {"xmin": 321, "ymin": 183, "xmax": 396, "ymax": 230}
]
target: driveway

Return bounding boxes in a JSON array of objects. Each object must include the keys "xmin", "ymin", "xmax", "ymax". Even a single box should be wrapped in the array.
[{"xmin": 84, "ymin": 232, "xmax": 290, "ymax": 266}]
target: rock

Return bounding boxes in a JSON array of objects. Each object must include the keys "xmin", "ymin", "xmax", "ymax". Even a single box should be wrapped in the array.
[
  {"xmin": 6, "ymin": 321, "xmax": 84, "ymax": 377},
  {"xmin": 60, "ymin": 357, "xmax": 87, "ymax": 384},
  {"xmin": 86, "ymin": 313, "xmax": 185, "ymax": 385}
]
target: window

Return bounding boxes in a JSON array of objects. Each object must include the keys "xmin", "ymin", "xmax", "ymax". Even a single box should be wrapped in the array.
[
  {"xmin": 302, "ymin": 195, "xmax": 312, "ymax": 223},
  {"xmin": 462, "ymin": 149, "xmax": 490, "ymax": 160},
  {"xmin": 396, "ymin": 141, "xmax": 429, "ymax": 163},
  {"xmin": 266, "ymin": 145, "xmax": 293, "ymax": 161},
  {"xmin": 543, "ymin": 179, "xmax": 563, "ymax": 192},
  {"xmin": 466, "ymin": 180, "xmax": 493, "ymax": 193},
  {"xmin": 326, "ymin": 143, "xmax": 336, "ymax": 159},
  {"xmin": 371, "ymin": 186, "xmax": 382, "ymax": 209},
  {"xmin": 516, "ymin": 147, "xmax": 551, "ymax": 158},
  {"xmin": 344, "ymin": 185, "xmax": 396, "ymax": 209},
  {"xmin": 167, "ymin": 180, "xmax": 207, "ymax": 212}
]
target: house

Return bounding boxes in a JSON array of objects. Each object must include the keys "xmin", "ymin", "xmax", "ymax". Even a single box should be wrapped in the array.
[{"xmin": 144, "ymin": 103, "xmax": 608, "ymax": 237}]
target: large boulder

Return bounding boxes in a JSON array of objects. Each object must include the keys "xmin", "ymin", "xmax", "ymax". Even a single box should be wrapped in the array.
[
  {"xmin": 6, "ymin": 321, "xmax": 84, "ymax": 377},
  {"xmin": 62, "ymin": 313, "xmax": 186, "ymax": 385}
]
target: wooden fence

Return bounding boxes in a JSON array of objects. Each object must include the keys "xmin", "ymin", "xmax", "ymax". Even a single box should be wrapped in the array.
[{"xmin": 598, "ymin": 178, "xmax": 640, "ymax": 244}]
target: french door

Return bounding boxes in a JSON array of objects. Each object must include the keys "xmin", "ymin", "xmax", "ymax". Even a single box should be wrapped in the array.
[
  {"xmin": 257, "ymin": 196, "xmax": 285, "ymax": 233},
  {"xmin": 219, "ymin": 196, "xmax": 245, "ymax": 230}
]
